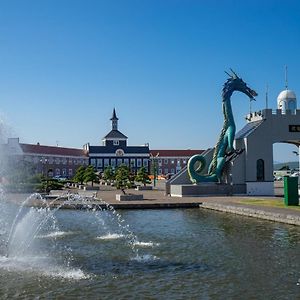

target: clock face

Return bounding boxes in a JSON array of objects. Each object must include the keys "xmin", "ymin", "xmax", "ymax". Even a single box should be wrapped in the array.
[{"xmin": 115, "ymin": 149, "xmax": 124, "ymax": 156}]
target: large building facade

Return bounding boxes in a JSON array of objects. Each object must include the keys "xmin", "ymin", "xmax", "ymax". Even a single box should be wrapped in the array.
[
  {"xmin": 1, "ymin": 110, "xmax": 204, "ymax": 180},
  {"xmin": 150, "ymin": 149, "xmax": 204, "ymax": 176},
  {"xmin": 1, "ymin": 138, "xmax": 89, "ymax": 178},
  {"xmin": 84, "ymin": 109, "xmax": 150, "ymax": 173}
]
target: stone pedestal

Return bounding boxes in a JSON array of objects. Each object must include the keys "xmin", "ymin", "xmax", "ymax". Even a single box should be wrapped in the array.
[
  {"xmin": 170, "ymin": 183, "xmax": 233, "ymax": 197},
  {"xmin": 116, "ymin": 194, "xmax": 144, "ymax": 201},
  {"xmin": 83, "ymin": 186, "xmax": 99, "ymax": 191},
  {"xmin": 135, "ymin": 186, "xmax": 153, "ymax": 191}
]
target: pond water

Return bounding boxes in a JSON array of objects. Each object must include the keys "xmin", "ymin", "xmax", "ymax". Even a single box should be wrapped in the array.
[{"xmin": 0, "ymin": 201, "xmax": 299, "ymax": 299}]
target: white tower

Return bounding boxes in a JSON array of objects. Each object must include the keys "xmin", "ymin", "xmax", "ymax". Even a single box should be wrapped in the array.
[
  {"xmin": 277, "ymin": 89, "xmax": 297, "ymax": 113},
  {"xmin": 277, "ymin": 67, "xmax": 297, "ymax": 113}
]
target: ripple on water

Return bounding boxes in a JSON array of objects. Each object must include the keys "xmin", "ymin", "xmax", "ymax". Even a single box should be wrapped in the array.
[
  {"xmin": 95, "ymin": 233, "xmax": 125, "ymax": 240},
  {"xmin": 37, "ymin": 231, "xmax": 76, "ymax": 239},
  {"xmin": 133, "ymin": 241, "xmax": 160, "ymax": 247},
  {"xmin": 131, "ymin": 254, "xmax": 160, "ymax": 262},
  {"xmin": 0, "ymin": 255, "xmax": 90, "ymax": 280}
]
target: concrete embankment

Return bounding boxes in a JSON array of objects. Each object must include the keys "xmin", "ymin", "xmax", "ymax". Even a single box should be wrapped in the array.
[{"xmin": 200, "ymin": 202, "xmax": 300, "ymax": 226}]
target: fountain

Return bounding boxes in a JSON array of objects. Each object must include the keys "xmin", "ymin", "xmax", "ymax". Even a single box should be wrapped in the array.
[
  {"xmin": 0, "ymin": 192, "xmax": 149, "ymax": 273},
  {"xmin": 0, "ymin": 119, "xmax": 154, "ymax": 281},
  {"xmin": 0, "ymin": 114, "xmax": 299, "ymax": 299}
]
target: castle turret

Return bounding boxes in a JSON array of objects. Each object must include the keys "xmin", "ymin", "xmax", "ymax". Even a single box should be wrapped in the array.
[{"xmin": 277, "ymin": 89, "xmax": 297, "ymax": 114}]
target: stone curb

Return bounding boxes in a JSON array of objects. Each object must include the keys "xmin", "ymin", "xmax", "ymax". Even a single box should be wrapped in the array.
[{"xmin": 200, "ymin": 203, "xmax": 300, "ymax": 226}]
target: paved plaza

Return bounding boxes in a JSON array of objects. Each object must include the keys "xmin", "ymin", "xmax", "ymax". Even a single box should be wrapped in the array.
[{"xmin": 6, "ymin": 180, "xmax": 299, "ymax": 226}]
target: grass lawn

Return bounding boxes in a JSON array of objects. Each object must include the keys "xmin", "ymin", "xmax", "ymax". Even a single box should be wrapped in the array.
[{"xmin": 240, "ymin": 198, "xmax": 300, "ymax": 211}]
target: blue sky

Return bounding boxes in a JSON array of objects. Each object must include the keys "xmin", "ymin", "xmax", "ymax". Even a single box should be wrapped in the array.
[{"xmin": 0, "ymin": 0, "xmax": 300, "ymax": 162}]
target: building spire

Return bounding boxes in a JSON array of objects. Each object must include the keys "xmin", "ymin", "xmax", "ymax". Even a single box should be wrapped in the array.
[
  {"xmin": 265, "ymin": 84, "xmax": 269, "ymax": 109},
  {"xmin": 285, "ymin": 65, "xmax": 288, "ymax": 90},
  {"xmin": 110, "ymin": 108, "xmax": 118, "ymax": 130},
  {"xmin": 110, "ymin": 108, "xmax": 118, "ymax": 121}
]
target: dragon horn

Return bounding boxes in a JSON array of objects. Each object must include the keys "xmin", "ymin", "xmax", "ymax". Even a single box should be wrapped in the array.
[
  {"xmin": 230, "ymin": 68, "xmax": 239, "ymax": 78},
  {"xmin": 224, "ymin": 70, "xmax": 233, "ymax": 77}
]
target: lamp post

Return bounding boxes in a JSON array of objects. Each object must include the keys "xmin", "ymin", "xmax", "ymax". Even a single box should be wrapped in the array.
[
  {"xmin": 292, "ymin": 149, "xmax": 300, "ymax": 184},
  {"xmin": 150, "ymin": 153, "xmax": 159, "ymax": 187}
]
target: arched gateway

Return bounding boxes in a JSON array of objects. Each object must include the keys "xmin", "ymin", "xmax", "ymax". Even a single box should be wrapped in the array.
[{"xmin": 232, "ymin": 108, "xmax": 300, "ymax": 195}]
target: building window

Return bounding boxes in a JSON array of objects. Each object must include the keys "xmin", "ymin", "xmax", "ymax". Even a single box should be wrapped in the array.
[
  {"xmin": 124, "ymin": 158, "xmax": 129, "ymax": 166},
  {"xmin": 143, "ymin": 159, "xmax": 148, "ymax": 167},
  {"xmin": 171, "ymin": 160, "xmax": 175, "ymax": 164},
  {"xmin": 256, "ymin": 159, "xmax": 265, "ymax": 181},
  {"xmin": 68, "ymin": 159, "xmax": 72, "ymax": 165},
  {"xmin": 159, "ymin": 169, "xmax": 162, "ymax": 175},
  {"xmin": 62, "ymin": 168, "xmax": 67, "ymax": 176},
  {"xmin": 111, "ymin": 159, "xmax": 116, "ymax": 168},
  {"xmin": 116, "ymin": 149, "xmax": 124, "ymax": 156},
  {"xmin": 104, "ymin": 159, "xmax": 109, "ymax": 167},
  {"xmin": 137, "ymin": 159, "xmax": 142, "ymax": 167},
  {"xmin": 55, "ymin": 168, "xmax": 60, "ymax": 176},
  {"xmin": 113, "ymin": 140, "xmax": 119, "ymax": 146},
  {"xmin": 62, "ymin": 158, "xmax": 67, "ymax": 165},
  {"xmin": 117, "ymin": 158, "xmax": 123, "ymax": 166},
  {"xmin": 69, "ymin": 169, "xmax": 73, "ymax": 177},
  {"xmin": 164, "ymin": 159, "xmax": 168, "ymax": 164},
  {"xmin": 55, "ymin": 158, "xmax": 60, "ymax": 164},
  {"xmin": 130, "ymin": 159, "xmax": 136, "ymax": 168},
  {"xmin": 164, "ymin": 168, "xmax": 168, "ymax": 174},
  {"xmin": 97, "ymin": 159, "xmax": 103, "ymax": 167},
  {"xmin": 158, "ymin": 159, "xmax": 162, "ymax": 164},
  {"xmin": 90, "ymin": 158, "xmax": 96, "ymax": 167},
  {"xmin": 171, "ymin": 168, "xmax": 175, "ymax": 174},
  {"xmin": 183, "ymin": 160, "xmax": 187, "ymax": 164}
]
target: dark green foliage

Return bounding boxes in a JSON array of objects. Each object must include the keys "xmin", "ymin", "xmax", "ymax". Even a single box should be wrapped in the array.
[
  {"xmin": 115, "ymin": 164, "xmax": 132, "ymax": 194},
  {"xmin": 84, "ymin": 165, "xmax": 98, "ymax": 186},
  {"xmin": 103, "ymin": 166, "xmax": 115, "ymax": 183},
  {"xmin": 4, "ymin": 174, "xmax": 64, "ymax": 193},
  {"xmin": 73, "ymin": 166, "xmax": 86, "ymax": 184},
  {"xmin": 135, "ymin": 167, "xmax": 151, "ymax": 186},
  {"xmin": 279, "ymin": 165, "xmax": 290, "ymax": 171},
  {"xmin": 36, "ymin": 178, "xmax": 64, "ymax": 193}
]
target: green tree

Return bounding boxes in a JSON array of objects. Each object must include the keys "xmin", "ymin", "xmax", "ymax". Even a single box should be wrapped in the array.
[
  {"xmin": 279, "ymin": 165, "xmax": 290, "ymax": 171},
  {"xmin": 37, "ymin": 178, "xmax": 64, "ymax": 193},
  {"xmin": 73, "ymin": 166, "xmax": 86, "ymax": 184},
  {"xmin": 135, "ymin": 167, "xmax": 151, "ymax": 186},
  {"xmin": 115, "ymin": 164, "xmax": 132, "ymax": 194},
  {"xmin": 103, "ymin": 166, "xmax": 115, "ymax": 184},
  {"xmin": 84, "ymin": 165, "xmax": 98, "ymax": 186}
]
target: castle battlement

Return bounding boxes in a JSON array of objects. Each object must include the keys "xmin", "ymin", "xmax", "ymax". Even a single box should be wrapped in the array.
[{"xmin": 246, "ymin": 108, "xmax": 300, "ymax": 122}]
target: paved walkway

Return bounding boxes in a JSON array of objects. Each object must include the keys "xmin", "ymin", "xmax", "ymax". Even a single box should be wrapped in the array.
[
  {"xmin": 45, "ymin": 184, "xmax": 300, "ymax": 226},
  {"xmin": 5, "ymin": 182, "xmax": 300, "ymax": 226}
]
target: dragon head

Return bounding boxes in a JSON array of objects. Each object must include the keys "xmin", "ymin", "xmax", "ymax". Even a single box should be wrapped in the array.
[{"xmin": 223, "ymin": 69, "xmax": 258, "ymax": 100}]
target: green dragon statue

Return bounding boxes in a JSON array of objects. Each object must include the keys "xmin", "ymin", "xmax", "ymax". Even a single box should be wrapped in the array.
[{"xmin": 188, "ymin": 70, "xmax": 257, "ymax": 184}]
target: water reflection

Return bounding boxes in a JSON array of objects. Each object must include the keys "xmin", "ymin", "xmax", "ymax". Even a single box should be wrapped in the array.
[{"xmin": 0, "ymin": 206, "xmax": 299, "ymax": 299}]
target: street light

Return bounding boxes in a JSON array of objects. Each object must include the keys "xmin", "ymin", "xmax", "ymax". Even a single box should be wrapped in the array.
[
  {"xmin": 150, "ymin": 152, "xmax": 159, "ymax": 187},
  {"xmin": 292, "ymin": 150, "xmax": 300, "ymax": 184}
]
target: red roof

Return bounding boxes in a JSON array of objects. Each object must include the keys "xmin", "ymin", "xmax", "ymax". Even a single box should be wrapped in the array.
[
  {"xmin": 20, "ymin": 143, "xmax": 88, "ymax": 157},
  {"xmin": 150, "ymin": 149, "xmax": 204, "ymax": 157}
]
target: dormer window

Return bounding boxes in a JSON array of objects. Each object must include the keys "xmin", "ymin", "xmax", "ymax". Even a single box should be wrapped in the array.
[{"xmin": 113, "ymin": 140, "xmax": 119, "ymax": 146}]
